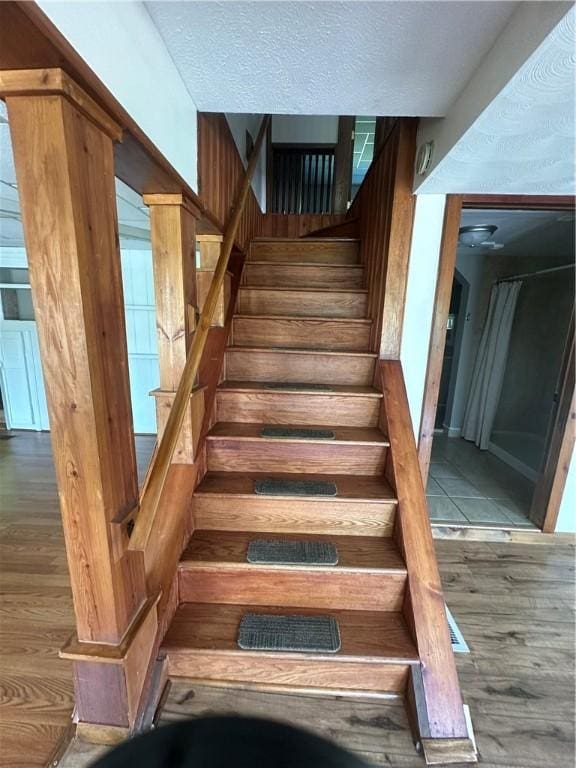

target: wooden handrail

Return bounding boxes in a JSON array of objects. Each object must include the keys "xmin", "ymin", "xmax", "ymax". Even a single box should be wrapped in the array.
[
  {"xmin": 379, "ymin": 360, "xmax": 469, "ymax": 740},
  {"xmin": 129, "ymin": 115, "xmax": 270, "ymax": 552}
]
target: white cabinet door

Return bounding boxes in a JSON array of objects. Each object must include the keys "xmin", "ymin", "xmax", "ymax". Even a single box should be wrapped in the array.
[
  {"xmin": 121, "ymin": 250, "xmax": 159, "ymax": 434},
  {"xmin": 0, "ymin": 323, "xmax": 47, "ymax": 430},
  {"xmin": 0, "ymin": 250, "xmax": 159, "ymax": 434}
]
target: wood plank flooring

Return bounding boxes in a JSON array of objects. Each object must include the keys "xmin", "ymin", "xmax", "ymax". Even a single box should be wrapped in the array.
[
  {"xmin": 1, "ymin": 432, "xmax": 574, "ymax": 767},
  {"xmin": 0, "ymin": 431, "xmax": 155, "ymax": 768}
]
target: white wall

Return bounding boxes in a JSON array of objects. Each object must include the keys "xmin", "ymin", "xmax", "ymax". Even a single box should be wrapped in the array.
[
  {"xmin": 400, "ymin": 194, "xmax": 446, "ymax": 438},
  {"xmin": 415, "ymin": 3, "xmax": 574, "ymax": 194},
  {"xmin": 556, "ymin": 446, "xmax": 576, "ymax": 533},
  {"xmin": 38, "ymin": 1, "xmax": 198, "ymax": 190},
  {"xmin": 272, "ymin": 116, "xmax": 338, "ymax": 145},
  {"xmin": 225, "ymin": 114, "xmax": 267, "ymax": 210}
]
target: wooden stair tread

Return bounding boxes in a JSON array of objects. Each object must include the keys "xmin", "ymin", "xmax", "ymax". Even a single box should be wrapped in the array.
[
  {"xmin": 226, "ymin": 346, "xmax": 377, "ymax": 358},
  {"xmin": 218, "ymin": 381, "xmax": 382, "ymax": 398},
  {"xmin": 239, "ymin": 286, "xmax": 368, "ymax": 294},
  {"xmin": 247, "ymin": 261, "xmax": 364, "ymax": 270},
  {"xmin": 180, "ymin": 530, "xmax": 406, "ymax": 572},
  {"xmin": 232, "ymin": 316, "xmax": 372, "ymax": 352},
  {"xmin": 244, "ymin": 263, "xmax": 364, "ymax": 289},
  {"xmin": 206, "ymin": 422, "xmax": 388, "ymax": 446},
  {"xmin": 162, "ymin": 603, "xmax": 418, "ymax": 663},
  {"xmin": 194, "ymin": 472, "xmax": 397, "ymax": 502},
  {"xmin": 237, "ymin": 288, "xmax": 369, "ymax": 320},
  {"xmin": 225, "ymin": 348, "xmax": 377, "ymax": 387},
  {"xmin": 233, "ymin": 314, "xmax": 372, "ymax": 325},
  {"xmin": 252, "ymin": 238, "xmax": 360, "ymax": 243}
]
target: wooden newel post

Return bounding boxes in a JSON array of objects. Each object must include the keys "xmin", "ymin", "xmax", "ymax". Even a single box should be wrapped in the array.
[
  {"xmin": 146, "ymin": 194, "xmax": 204, "ymax": 463},
  {"xmin": 2, "ymin": 68, "xmax": 158, "ymax": 730}
]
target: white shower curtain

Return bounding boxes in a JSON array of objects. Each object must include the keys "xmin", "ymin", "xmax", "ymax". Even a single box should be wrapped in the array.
[{"xmin": 462, "ymin": 280, "xmax": 522, "ymax": 450}]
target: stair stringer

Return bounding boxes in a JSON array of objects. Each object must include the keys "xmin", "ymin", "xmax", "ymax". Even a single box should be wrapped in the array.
[{"xmin": 379, "ymin": 359, "xmax": 477, "ymax": 765}]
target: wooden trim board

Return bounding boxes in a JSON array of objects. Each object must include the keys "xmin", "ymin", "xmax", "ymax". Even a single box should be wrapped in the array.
[{"xmin": 417, "ymin": 196, "xmax": 462, "ymax": 483}]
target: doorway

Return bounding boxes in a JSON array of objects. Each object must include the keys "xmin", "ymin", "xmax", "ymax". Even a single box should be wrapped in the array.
[
  {"xmin": 422, "ymin": 200, "xmax": 575, "ymax": 532},
  {"xmin": 435, "ymin": 272, "xmax": 468, "ymax": 431}
]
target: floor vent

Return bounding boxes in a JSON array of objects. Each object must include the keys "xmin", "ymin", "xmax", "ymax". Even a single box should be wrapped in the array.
[{"xmin": 446, "ymin": 606, "xmax": 470, "ymax": 653}]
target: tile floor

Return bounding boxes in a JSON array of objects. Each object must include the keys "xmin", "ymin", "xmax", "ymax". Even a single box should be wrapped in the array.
[{"xmin": 427, "ymin": 435, "xmax": 538, "ymax": 529}]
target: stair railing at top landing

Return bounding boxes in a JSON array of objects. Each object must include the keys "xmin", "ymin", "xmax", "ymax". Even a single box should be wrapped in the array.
[{"xmin": 129, "ymin": 115, "xmax": 271, "ymax": 553}]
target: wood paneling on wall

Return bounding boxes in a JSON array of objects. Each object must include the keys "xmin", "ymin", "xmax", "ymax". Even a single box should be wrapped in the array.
[
  {"xmin": 346, "ymin": 119, "xmax": 417, "ymax": 356},
  {"xmin": 260, "ymin": 213, "xmax": 345, "ymax": 239},
  {"xmin": 198, "ymin": 113, "xmax": 263, "ymax": 251}
]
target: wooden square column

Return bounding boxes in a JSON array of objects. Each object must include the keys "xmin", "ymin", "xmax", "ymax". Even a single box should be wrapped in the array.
[
  {"xmin": 145, "ymin": 194, "xmax": 204, "ymax": 462},
  {"xmin": 2, "ymin": 68, "xmax": 156, "ymax": 729},
  {"xmin": 4, "ymin": 70, "xmax": 146, "ymax": 644}
]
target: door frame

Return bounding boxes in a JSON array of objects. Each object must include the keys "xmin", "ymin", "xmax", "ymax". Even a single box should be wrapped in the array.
[
  {"xmin": 530, "ymin": 309, "xmax": 575, "ymax": 531},
  {"xmin": 417, "ymin": 193, "xmax": 576, "ymax": 533},
  {"xmin": 443, "ymin": 268, "xmax": 470, "ymax": 432}
]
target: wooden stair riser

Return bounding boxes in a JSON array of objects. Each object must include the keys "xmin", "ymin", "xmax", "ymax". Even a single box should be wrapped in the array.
[
  {"xmin": 178, "ymin": 565, "xmax": 406, "ymax": 612},
  {"xmin": 206, "ymin": 438, "xmax": 388, "ymax": 475},
  {"xmin": 249, "ymin": 239, "xmax": 360, "ymax": 264},
  {"xmin": 216, "ymin": 390, "xmax": 381, "ymax": 427},
  {"xmin": 237, "ymin": 288, "xmax": 368, "ymax": 319},
  {"xmin": 163, "ymin": 603, "xmax": 418, "ymax": 696},
  {"xmin": 166, "ymin": 653, "xmax": 411, "ymax": 695},
  {"xmin": 243, "ymin": 263, "xmax": 364, "ymax": 289},
  {"xmin": 232, "ymin": 317, "xmax": 371, "ymax": 351},
  {"xmin": 192, "ymin": 497, "xmax": 397, "ymax": 537},
  {"xmin": 225, "ymin": 349, "xmax": 376, "ymax": 386}
]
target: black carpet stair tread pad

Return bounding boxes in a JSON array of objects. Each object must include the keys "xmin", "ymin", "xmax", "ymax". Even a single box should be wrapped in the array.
[
  {"xmin": 254, "ymin": 478, "xmax": 338, "ymax": 496},
  {"xmin": 260, "ymin": 426, "xmax": 336, "ymax": 440},
  {"xmin": 247, "ymin": 539, "xmax": 339, "ymax": 566},
  {"xmin": 238, "ymin": 613, "xmax": 341, "ymax": 653}
]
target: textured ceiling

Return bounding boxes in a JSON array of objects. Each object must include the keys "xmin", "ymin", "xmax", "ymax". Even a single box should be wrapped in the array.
[
  {"xmin": 145, "ymin": 1, "xmax": 518, "ymax": 115},
  {"xmin": 417, "ymin": 5, "xmax": 576, "ymax": 194},
  {"xmin": 459, "ymin": 208, "xmax": 575, "ymax": 258}
]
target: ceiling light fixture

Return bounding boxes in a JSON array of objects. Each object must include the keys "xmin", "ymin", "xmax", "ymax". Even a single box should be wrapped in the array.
[{"xmin": 458, "ymin": 224, "xmax": 502, "ymax": 249}]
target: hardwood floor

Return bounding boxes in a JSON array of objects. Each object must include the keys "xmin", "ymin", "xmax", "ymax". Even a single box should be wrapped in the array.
[
  {"xmin": 0, "ymin": 431, "xmax": 155, "ymax": 768},
  {"xmin": 1, "ymin": 432, "xmax": 574, "ymax": 767}
]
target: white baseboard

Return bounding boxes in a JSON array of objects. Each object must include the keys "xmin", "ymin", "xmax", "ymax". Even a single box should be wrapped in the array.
[{"xmin": 488, "ymin": 441, "xmax": 539, "ymax": 482}]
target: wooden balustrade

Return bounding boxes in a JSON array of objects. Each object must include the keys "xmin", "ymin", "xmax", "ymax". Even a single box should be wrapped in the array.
[
  {"xmin": 129, "ymin": 115, "xmax": 270, "ymax": 554},
  {"xmin": 270, "ymin": 146, "xmax": 335, "ymax": 214},
  {"xmin": 346, "ymin": 119, "xmax": 417, "ymax": 357},
  {"xmin": 379, "ymin": 360, "xmax": 474, "ymax": 761}
]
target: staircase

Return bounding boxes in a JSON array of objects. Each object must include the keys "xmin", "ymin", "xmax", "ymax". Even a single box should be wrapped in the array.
[{"xmin": 161, "ymin": 237, "xmax": 420, "ymax": 699}]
